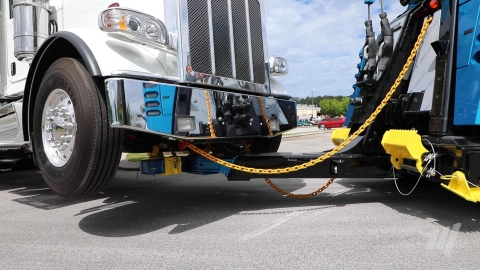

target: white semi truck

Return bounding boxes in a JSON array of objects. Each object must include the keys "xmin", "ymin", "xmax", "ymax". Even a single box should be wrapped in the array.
[{"xmin": 0, "ymin": 0, "xmax": 296, "ymax": 197}]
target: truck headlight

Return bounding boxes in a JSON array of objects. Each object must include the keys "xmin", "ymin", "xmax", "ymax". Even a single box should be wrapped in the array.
[
  {"xmin": 99, "ymin": 8, "xmax": 169, "ymax": 48},
  {"xmin": 268, "ymin": 56, "xmax": 288, "ymax": 76}
]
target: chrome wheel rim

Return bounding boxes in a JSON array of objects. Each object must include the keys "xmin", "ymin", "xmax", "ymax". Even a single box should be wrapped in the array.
[{"xmin": 41, "ymin": 89, "xmax": 77, "ymax": 167}]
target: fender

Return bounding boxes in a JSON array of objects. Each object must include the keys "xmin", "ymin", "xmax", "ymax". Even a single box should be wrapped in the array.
[
  {"xmin": 23, "ymin": 28, "xmax": 172, "ymax": 140},
  {"xmin": 54, "ymin": 28, "xmax": 171, "ymax": 77},
  {"xmin": 269, "ymin": 77, "xmax": 288, "ymax": 96}
]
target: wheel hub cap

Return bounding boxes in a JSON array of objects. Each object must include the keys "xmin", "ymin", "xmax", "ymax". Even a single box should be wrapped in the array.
[{"xmin": 41, "ymin": 89, "xmax": 77, "ymax": 167}]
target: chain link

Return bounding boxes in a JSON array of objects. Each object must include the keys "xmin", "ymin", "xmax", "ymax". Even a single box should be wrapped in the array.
[
  {"xmin": 241, "ymin": 141, "xmax": 251, "ymax": 154},
  {"xmin": 241, "ymin": 141, "xmax": 335, "ymax": 198},
  {"xmin": 265, "ymin": 177, "xmax": 336, "ymax": 199},
  {"xmin": 185, "ymin": 16, "xmax": 432, "ymax": 177},
  {"xmin": 257, "ymin": 97, "xmax": 274, "ymax": 136},
  {"xmin": 204, "ymin": 91, "xmax": 216, "ymax": 138}
]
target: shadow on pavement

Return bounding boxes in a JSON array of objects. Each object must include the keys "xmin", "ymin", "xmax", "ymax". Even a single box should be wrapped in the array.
[
  {"xmin": 331, "ymin": 178, "xmax": 480, "ymax": 232},
  {"xmin": 78, "ymin": 170, "xmax": 480, "ymax": 237},
  {"xmin": 77, "ymin": 171, "xmax": 313, "ymax": 237},
  {"xmin": 2, "ymin": 168, "xmax": 480, "ymax": 237},
  {"xmin": 0, "ymin": 169, "xmax": 108, "ymax": 210}
]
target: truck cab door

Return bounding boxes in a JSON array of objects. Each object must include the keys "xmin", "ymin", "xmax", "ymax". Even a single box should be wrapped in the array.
[
  {"xmin": 0, "ymin": 0, "xmax": 8, "ymax": 96},
  {"xmin": 5, "ymin": 0, "xmax": 30, "ymax": 97}
]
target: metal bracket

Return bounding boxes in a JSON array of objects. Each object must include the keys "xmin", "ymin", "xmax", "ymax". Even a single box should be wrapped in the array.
[{"xmin": 441, "ymin": 171, "xmax": 480, "ymax": 203}]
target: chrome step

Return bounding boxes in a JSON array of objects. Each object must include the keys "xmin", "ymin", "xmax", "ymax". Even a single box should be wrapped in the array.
[
  {"xmin": 0, "ymin": 142, "xmax": 29, "ymax": 150},
  {"xmin": 0, "ymin": 101, "xmax": 27, "ymax": 150}
]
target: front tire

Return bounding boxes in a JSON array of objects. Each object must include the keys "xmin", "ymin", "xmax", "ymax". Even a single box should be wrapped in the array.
[
  {"xmin": 319, "ymin": 124, "xmax": 326, "ymax": 130},
  {"xmin": 32, "ymin": 58, "xmax": 122, "ymax": 198}
]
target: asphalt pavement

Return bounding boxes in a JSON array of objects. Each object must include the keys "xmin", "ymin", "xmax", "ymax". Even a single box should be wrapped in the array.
[
  {"xmin": 282, "ymin": 125, "xmax": 329, "ymax": 137},
  {"xmin": 1, "ymin": 132, "xmax": 480, "ymax": 269}
]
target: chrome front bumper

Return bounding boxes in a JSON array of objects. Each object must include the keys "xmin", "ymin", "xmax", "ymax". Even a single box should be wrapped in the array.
[{"xmin": 104, "ymin": 78, "xmax": 297, "ymax": 140}]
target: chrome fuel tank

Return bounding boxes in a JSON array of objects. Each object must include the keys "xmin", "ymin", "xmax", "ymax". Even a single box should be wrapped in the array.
[{"xmin": 12, "ymin": 0, "xmax": 51, "ymax": 62}]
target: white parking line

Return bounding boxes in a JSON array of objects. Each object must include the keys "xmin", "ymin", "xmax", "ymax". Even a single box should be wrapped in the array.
[
  {"xmin": 239, "ymin": 211, "xmax": 305, "ymax": 241},
  {"xmin": 329, "ymin": 188, "xmax": 353, "ymax": 197}
]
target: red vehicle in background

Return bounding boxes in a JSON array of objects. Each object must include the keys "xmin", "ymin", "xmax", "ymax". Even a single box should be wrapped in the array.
[{"xmin": 317, "ymin": 117, "xmax": 346, "ymax": 130}]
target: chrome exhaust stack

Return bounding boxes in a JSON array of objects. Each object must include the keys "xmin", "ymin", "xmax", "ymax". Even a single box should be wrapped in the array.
[{"xmin": 12, "ymin": 0, "xmax": 51, "ymax": 62}]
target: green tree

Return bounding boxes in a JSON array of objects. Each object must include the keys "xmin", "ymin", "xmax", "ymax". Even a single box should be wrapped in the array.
[
  {"xmin": 293, "ymin": 95, "xmax": 350, "ymax": 116},
  {"xmin": 295, "ymin": 95, "xmax": 348, "ymax": 105},
  {"xmin": 319, "ymin": 97, "xmax": 349, "ymax": 117},
  {"xmin": 319, "ymin": 99, "xmax": 335, "ymax": 116}
]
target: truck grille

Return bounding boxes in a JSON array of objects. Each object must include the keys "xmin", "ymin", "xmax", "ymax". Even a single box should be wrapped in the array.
[{"xmin": 187, "ymin": 0, "xmax": 266, "ymax": 84}]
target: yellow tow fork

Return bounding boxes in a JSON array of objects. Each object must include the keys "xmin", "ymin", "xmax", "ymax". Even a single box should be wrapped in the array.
[
  {"xmin": 381, "ymin": 129, "xmax": 429, "ymax": 173},
  {"xmin": 381, "ymin": 130, "xmax": 480, "ymax": 202},
  {"xmin": 441, "ymin": 172, "xmax": 480, "ymax": 203}
]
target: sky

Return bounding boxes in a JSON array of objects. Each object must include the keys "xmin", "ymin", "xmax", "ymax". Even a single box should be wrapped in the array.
[{"xmin": 263, "ymin": 0, "xmax": 407, "ymax": 99}]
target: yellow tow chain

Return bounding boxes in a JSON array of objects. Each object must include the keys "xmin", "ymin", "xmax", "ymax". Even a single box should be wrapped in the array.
[
  {"xmin": 264, "ymin": 177, "xmax": 336, "ymax": 198},
  {"xmin": 257, "ymin": 97, "xmax": 274, "ymax": 136},
  {"xmin": 204, "ymin": 90, "xmax": 217, "ymax": 138},
  {"xmin": 187, "ymin": 16, "xmax": 432, "ymax": 180},
  {"xmin": 242, "ymin": 140, "xmax": 336, "ymax": 198}
]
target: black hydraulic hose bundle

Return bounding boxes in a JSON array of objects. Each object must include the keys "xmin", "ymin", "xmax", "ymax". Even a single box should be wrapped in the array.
[
  {"xmin": 360, "ymin": 0, "xmax": 393, "ymax": 85},
  {"xmin": 375, "ymin": 1, "xmax": 394, "ymax": 80},
  {"xmin": 364, "ymin": 4, "xmax": 378, "ymax": 77}
]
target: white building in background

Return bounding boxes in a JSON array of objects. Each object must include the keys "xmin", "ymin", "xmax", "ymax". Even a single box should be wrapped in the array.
[{"xmin": 296, "ymin": 104, "xmax": 321, "ymax": 120}]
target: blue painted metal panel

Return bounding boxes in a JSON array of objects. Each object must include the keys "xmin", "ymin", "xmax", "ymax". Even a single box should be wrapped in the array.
[
  {"xmin": 457, "ymin": 0, "xmax": 479, "ymax": 69},
  {"xmin": 460, "ymin": 0, "xmax": 472, "ymax": 5},
  {"xmin": 454, "ymin": 0, "xmax": 480, "ymax": 125},
  {"xmin": 141, "ymin": 159, "xmax": 165, "ymax": 175},
  {"xmin": 345, "ymin": 47, "xmax": 366, "ymax": 126},
  {"xmin": 183, "ymin": 156, "xmax": 234, "ymax": 176},
  {"xmin": 160, "ymin": 85, "xmax": 176, "ymax": 117},
  {"xmin": 142, "ymin": 84, "xmax": 177, "ymax": 133}
]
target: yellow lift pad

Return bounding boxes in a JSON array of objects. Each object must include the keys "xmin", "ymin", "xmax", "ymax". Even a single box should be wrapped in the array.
[
  {"xmin": 164, "ymin": 157, "xmax": 182, "ymax": 175},
  {"xmin": 331, "ymin": 128, "xmax": 351, "ymax": 146},
  {"xmin": 141, "ymin": 157, "xmax": 182, "ymax": 176},
  {"xmin": 441, "ymin": 171, "xmax": 480, "ymax": 203},
  {"xmin": 381, "ymin": 129, "xmax": 428, "ymax": 173}
]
